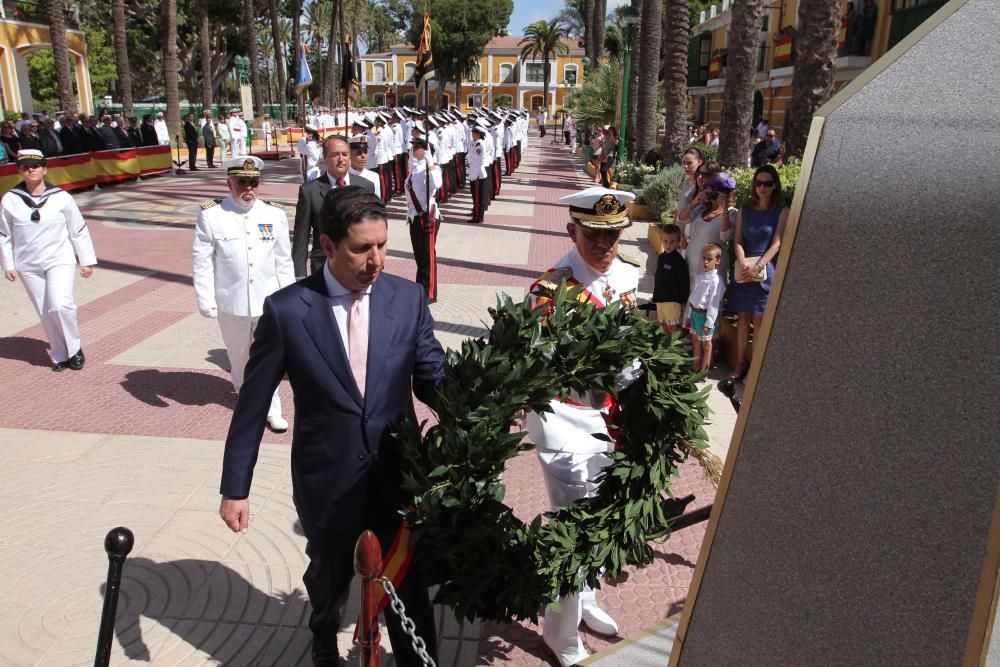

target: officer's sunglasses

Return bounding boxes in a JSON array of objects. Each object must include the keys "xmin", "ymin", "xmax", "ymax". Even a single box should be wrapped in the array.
[{"xmin": 236, "ymin": 177, "xmax": 260, "ymax": 187}]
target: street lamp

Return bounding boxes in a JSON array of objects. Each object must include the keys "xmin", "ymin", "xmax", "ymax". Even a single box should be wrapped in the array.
[{"xmin": 617, "ymin": 6, "xmax": 639, "ymax": 164}]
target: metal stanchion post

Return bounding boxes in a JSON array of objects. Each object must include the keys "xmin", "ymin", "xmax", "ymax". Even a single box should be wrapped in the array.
[{"xmin": 94, "ymin": 527, "xmax": 134, "ymax": 667}]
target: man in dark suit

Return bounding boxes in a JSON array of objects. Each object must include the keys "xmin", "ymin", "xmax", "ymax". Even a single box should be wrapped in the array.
[
  {"xmin": 220, "ymin": 186, "xmax": 445, "ymax": 666},
  {"xmin": 98, "ymin": 116, "xmax": 120, "ymax": 149},
  {"xmin": 183, "ymin": 113, "xmax": 199, "ymax": 170},
  {"xmin": 201, "ymin": 115, "xmax": 216, "ymax": 168},
  {"xmin": 292, "ymin": 135, "xmax": 375, "ymax": 279},
  {"xmin": 57, "ymin": 114, "xmax": 82, "ymax": 154}
]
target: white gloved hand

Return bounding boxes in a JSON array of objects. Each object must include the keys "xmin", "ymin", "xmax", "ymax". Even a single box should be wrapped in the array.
[
  {"xmin": 199, "ymin": 306, "xmax": 218, "ymax": 319},
  {"xmin": 614, "ymin": 359, "xmax": 644, "ymax": 392}
]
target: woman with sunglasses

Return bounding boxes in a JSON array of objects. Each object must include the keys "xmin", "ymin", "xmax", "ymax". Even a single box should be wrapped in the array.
[
  {"xmin": 726, "ymin": 164, "xmax": 788, "ymax": 381},
  {"xmin": 0, "ymin": 150, "xmax": 96, "ymax": 371}
]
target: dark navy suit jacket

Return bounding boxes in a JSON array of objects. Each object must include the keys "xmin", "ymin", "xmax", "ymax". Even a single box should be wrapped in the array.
[{"xmin": 220, "ymin": 270, "xmax": 445, "ymax": 538}]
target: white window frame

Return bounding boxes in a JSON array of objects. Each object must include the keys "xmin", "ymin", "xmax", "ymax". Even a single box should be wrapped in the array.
[
  {"xmin": 523, "ymin": 61, "xmax": 548, "ymax": 84},
  {"xmin": 468, "ymin": 94, "xmax": 483, "ymax": 108},
  {"xmin": 530, "ymin": 94, "xmax": 544, "ymax": 110},
  {"xmin": 373, "ymin": 93, "xmax": 385, "ymax": 106},
  {"xmin": 563, "ymin": 64, "xmax": 578, "ymax": 85},
  {"xmin": 403, "ymin": 92, "xmax": 417, "ymax": 107},
  {"xmin": 372, "ymin": 62, "xmax": 386, "ymax": 83},
  {"xmin": 499, "ymin": 63, "xmax": 514, "ymax": 83},
  {"xmin": 404, "ymin": 63, "xmax": 415, "ymax": 83},
  {"xmin": 495, "ymin": 94, "xmax": 513, "ymax": 107}
]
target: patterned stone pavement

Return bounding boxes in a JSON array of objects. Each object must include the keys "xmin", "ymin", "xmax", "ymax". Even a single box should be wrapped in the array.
[{"xmin": 0, "ymin": 135, "xmax": 736, "ymax": 665}]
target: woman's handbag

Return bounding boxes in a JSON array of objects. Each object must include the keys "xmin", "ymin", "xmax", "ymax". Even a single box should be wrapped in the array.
[{"xmin": 735, "ymin": 256, "xmax": 767, "ymax": 283}]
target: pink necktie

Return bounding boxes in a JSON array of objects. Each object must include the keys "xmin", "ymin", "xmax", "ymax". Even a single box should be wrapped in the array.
[
  {"xmin": 348, "ymin": 291, "xmax": 367, "ymax": 396},
  {"xmin": 336, "ymin": 177, "xmax": 346, "ymax": 187}
]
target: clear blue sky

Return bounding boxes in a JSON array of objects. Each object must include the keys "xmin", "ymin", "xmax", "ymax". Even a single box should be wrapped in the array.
[{"xmin": 509, "ymin": 0, "xmax": 629, "ymax": 36}]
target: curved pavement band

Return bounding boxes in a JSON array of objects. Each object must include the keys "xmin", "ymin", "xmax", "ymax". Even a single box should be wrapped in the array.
[{"xmin": 0, "ymin": 139, "xmax": 735, "ymax": 665}]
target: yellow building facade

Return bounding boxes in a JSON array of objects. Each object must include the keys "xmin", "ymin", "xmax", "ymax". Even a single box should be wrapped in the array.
[
  {"xmin": 0, "ymin": 6, "xmax": 92, "ymax": 114},
  {"xmin": 361, "ymin": 35, "xmax": 586, "ymax": 113},
  {"xmin": 686, "ymin": 0, "xmax": 947, "ymax": 131}
]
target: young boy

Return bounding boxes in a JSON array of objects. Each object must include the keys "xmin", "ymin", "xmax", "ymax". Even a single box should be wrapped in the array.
[
  {"xmin": 652, "ymin": 224, "xmax": 690, "ymax": 335},
  {"xmin": 688, "ymin": 242, "xmax": 725, "ymax": 373}
]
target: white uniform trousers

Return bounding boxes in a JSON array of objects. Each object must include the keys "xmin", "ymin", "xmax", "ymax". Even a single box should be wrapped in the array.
[
  {"xmin": 20, "ymin": 264, "xmax": 80, "ymax": 364},
  {"xmin": 231, "ymin": 136, "xmax": 245, "ymax": 157},
  {"xmin": 537, "ymin": 448, "xmax": 612, "ymax": 662},
  {"xmin": 218, "ymin": 139, "xmax": 231, "ymax": 163},
  {"xmin": 217, "ymin": 312, "xmax": 282, "ymax": 419}
]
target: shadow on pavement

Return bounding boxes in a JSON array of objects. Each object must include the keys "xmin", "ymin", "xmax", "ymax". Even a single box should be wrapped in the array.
[
  {"xmin": 121, "ymin": 369, "xmax": 235, "ymax": 408},
  {"xmin": 0, "ymin": 336, "xmax": 52, "ymax": 367}
]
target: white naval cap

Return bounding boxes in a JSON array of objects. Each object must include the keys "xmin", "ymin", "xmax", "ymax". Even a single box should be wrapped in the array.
[
  {"xmin": 559, "ymin": 186, "xmax": 635, "ymax": 230},
  {"xmin": 225, "ymin": 156, "xmax": 264, "ymax": 176}
]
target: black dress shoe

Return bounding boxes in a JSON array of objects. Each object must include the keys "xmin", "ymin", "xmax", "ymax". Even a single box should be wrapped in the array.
[
  {"xmin": 51, "ymin": 360, "xmax": 68, "ymax": 372},
  {"xmin": 67, "ymin": 349, "xmax": 85, "ymax": 370}
]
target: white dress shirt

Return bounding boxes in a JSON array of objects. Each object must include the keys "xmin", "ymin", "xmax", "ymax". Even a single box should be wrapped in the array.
[{"xmin": 322, "ymin": 261, "xmax": 371, "ymax": 355}]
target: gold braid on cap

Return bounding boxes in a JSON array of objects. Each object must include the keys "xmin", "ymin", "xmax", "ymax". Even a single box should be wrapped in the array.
[
  {"xmin": 569, "ymin": 194, "xmax": 631, "ymax": 227},
  {"xmin": 227, "ymin": 158, "xmax": 261, "ymax": 177}
]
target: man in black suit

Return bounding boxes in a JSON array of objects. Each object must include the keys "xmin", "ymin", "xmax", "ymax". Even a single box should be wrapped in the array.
[
  {"xmin": 183, "ymin": 113, "xmax": 199, "ymax": 170},
  {"xmin": 97, "ymin": 116, "xmax": 119, "ymax": 149},
  {"xmin": 220, "ymin": 186, "xmax": 445, "ymax": 666},
  {"xmin": 19, "ymin": 120, "xmax": 42, "ymax": 150},
  {"xmin": 38, "ymin": 119, "xmax": 64, "ymax": 157},
  {"xmin": 57, "ymin": 114, "xmax": 82, "ymax": 154},
  {"xmin": 201, "ymin": 115, "xmax": 216, "ymax": 168},
  {"xmin": 292, "ymin": 135, "xmax": 375, "ymax": 279},
  {"xmin": 84, "ymin": 116, "xmax": 106, "ymax": 152},
  {"xmin": 140, "ymin": 114, "xmax": 158, "ymax": 146}
]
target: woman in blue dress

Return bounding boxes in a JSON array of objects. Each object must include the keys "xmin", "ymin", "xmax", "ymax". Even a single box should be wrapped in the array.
[{"xmin": 726, "ymin": 164, "xmax": 788, "ymax": 381}]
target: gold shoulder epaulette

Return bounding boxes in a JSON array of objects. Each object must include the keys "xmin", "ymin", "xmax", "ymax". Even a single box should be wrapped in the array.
[
  {"xmin": 617, "ymin": 252, "xmax": 641, "ymax": 267},
  {"xmin": 199, "ymin": 198, "xmax": 222, "ymax": 210},
  {"xmin": 260, "ymin": 199, "xmax": 287, "ymax": 209},
  {"xmin": 534, "ymin": 266, "xmax": 573, "ymax": 292}
]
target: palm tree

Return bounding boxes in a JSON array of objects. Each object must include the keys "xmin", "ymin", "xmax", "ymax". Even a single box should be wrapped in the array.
[
  {"xmin": 592, "ymin": 0, "xmax": 607, "ymax": 69},
  {"xmin": 244, "ymin": 0, "xmax": 265, "ymax": 115},
  {"xmin": 197, "ymin": 0, "xmax": 213, "ymax": 111},
  {"xmin": 557, "ymin": 0, "xmax": 585, "ymax": 37},
  {"xmin": 634, "ymin": 0, "xmax": 661, "ymax": 159},
  {"xmin": 659, "ymin": 0, "xmax": 691, "ymax": 165},
  {"xmin": 161, "ymin": 0, "xmax": 180, "ymax": 144},
  {"xmin": 292, "ymin": 0, "xmax": 304, "ymax": 122},
  {"xmin": 324, "ymin": 0, "xmax": 342, "ymax": 109},
  {"xmin": 305, "ymin": 1, "xmax": 332, "ymax": 104},
  {"xmin": 717, "ymin": 0, "xmax": 766, "ymax": 168},
  {"xmin": 625, "ymin": 1, "xmax": 641, "ymax": 159},
  {"xmin": 258, "ymin": 29, "xmax": 275, "ymax": 105},
  {"xmin": 784, "ymin": 0, "xmax": 841, "ymax": 157},
  {"xmin": 566, "ymin": 60, "xmax": 618, "ymax": 127},
  {"xmin": 583, "ymin": 0, "xmax": 595, "ymax": 69},
  {"xmin": 519, "ymin": 19, "xmax": 570, "ymax": 118},
  {"xmin": 111, "ymin": 0, "xmax": 134, "ymax": 117},
  {"xmin": 45, "ymin": 0, "xmax": 76, "ymax": 113},
  {"xmin": 268, "ymin": 0, "xmax": 288, "ymax": 123}
]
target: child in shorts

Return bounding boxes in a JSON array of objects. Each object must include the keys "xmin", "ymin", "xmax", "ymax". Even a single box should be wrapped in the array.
[
  {"xmin": 652, "ymin": 224, "xmax": 689, "ymax": 335},
  {"xmin": 688, "ymin": 242, "xmax": 724, "ymax": 373}
]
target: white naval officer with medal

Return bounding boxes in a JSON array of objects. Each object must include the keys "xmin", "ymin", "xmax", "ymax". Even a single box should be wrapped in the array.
[
  {"xmin": 524, "ymin": 186, "xmax": 640, "ymax": 667},
  {"xmin": 192, "ymin": 156, "xmax": 295, "ymax": 431}
]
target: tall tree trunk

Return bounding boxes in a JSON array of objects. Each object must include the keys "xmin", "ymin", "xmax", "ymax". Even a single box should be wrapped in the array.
[
  {"xmin": 46, "ymin": 0, "xmax": 76, "ymax": 113},
  {"xmin": 244, "ymin": 0, "xmax": 265, "ymax": 114},
  {"xmin": 543, "ymin": 55, "xmax": 550, "ymax": 117},
  {"xmin": 718, "ymin": 0, "xmax": 766, "ymax": 168},
  {"xmin": 336, "ymin": 0, "xmax": 346, "ymax": 109},
  {"xmin": 592, "ymin": 0, "xmax": 606, "ymax": 68},
  {"xmin": 634, "ymin": 0, "xmax": 660, "ymax": 158},
  {"xmin": 625, "ymin": 0, "xmax": 642, "ymax": 159},
  {"xmin": 324, "ymin": 0, "xmax": 341, "ymax": 109},
  {"xmin": 161, "ymin": 0, "xmax": 180, "ymax": 144},
  {"xmin": 197, "ymin": 0, "xmax": 213, "ymax": 111},
  {"xmin": 268, "ymin": 0, "xmax": 288, "ymax": 123},
  {"xmin": 784, "ymin": 0, "xmax": 840, "ymax": 157},
  {"xmin": 316, "ymin": 37, "xmax": 325, "ymax": 107},
  {"xmin": 292, "ymin": 0, "xmax": 303, "ymax": 124},
  {"xmin": 111, "ymin": 0, "xmax": 134, "ymax": 117},
  {"xmin": 660, "ymin": 0, "xmax": 690, "ymax": 165},
  {"xmin": 584, "ymin": 0, "xmax": 595, "ymax": 70}
]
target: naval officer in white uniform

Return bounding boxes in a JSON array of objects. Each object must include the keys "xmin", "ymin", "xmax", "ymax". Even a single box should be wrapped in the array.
[
  {"xmin": 1, "ymin": 150, "xmax": 96, "ymax": 371},
  {"xmin": 524, "ymin": 187, "xmax": 641, "ymax": 667},
  {"xmin": 192, "ymin": 156, "xmax": 295, "ymax": 431}
]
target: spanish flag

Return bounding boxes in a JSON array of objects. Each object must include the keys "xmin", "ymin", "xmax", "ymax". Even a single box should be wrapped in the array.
[{"xmin": 413, "ymin": 11, "xmax": 435, "ymax": 97}]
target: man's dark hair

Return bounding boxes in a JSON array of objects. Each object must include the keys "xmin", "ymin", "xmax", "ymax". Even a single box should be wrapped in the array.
[
  {"xmin": 322, "ymin": 134, "xmax": 350, "ymax": 156},
  {"xmin": 319, "ymin": 185, "xmax": 387, "ymax": 243}
]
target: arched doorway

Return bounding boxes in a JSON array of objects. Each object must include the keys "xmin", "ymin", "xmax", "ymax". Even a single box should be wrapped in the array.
[{"xmin": 530, "ymin": 94, "xmax": 543, "ymax": 111}]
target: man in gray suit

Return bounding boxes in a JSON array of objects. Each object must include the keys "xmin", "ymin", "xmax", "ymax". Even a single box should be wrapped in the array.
[{"xmin": 292, "ymin": 135, "xmax": 376, "ymax": 278}]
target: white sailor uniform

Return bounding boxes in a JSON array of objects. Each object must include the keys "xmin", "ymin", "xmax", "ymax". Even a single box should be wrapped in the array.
[
  {"xmin": 0, "ymin": 183, "xmax": 96, "ymax": 364},
  {"xmin": 192, "ymin": 196, "xmax": 295, "ymax": 422},
  {"xmin": 524, "ymin": 245, "xmax": 639, "ymax": 667}
]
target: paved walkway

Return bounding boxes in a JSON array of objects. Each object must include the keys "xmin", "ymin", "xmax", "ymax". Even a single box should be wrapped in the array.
[{"xmin": 0, "ymin": 136, "xmax": 736, "ymax": 665}]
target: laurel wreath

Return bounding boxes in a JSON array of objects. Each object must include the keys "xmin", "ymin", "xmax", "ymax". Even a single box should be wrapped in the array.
[{"xmin": 397, "ymin": 283, "xmax": 718, "ymax": 624}]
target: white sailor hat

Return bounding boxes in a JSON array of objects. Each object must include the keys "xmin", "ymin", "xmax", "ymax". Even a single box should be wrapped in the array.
[
  {"xmin": 16, "ymin": 149, "xmax": 46, "ymax": 167},
  {"xmin": 348, "ymin": 134, "xmax": 369, "ymax": 149},
  {"xmin": 225, "ymin": 156, "xmax": 264, "ymax": 177},
  {"xmin": 559, "ymin": 186, "xmax": 635, "ymax": 230}
]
